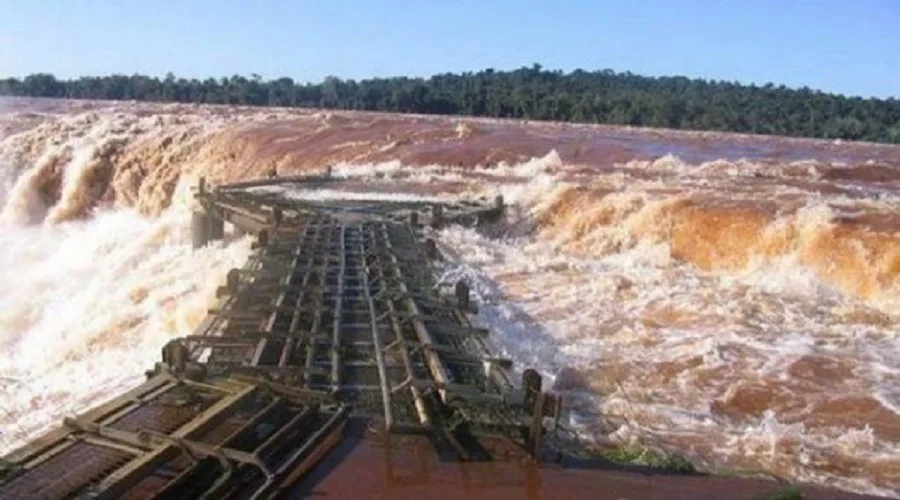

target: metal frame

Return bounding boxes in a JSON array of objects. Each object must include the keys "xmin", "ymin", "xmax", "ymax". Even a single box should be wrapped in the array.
[{"xmin": 0, "ymin": 175, "xmax": 565, "ymax": 500}]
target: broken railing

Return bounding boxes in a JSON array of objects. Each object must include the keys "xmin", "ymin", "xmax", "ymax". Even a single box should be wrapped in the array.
[{"xmin": 0, "ymin": 174, "xmax": 563, "ymax": 499}]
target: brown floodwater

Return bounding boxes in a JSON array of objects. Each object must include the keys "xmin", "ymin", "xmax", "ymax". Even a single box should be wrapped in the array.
[{"xmin": 0, "ymin": 97, "xmax": 897, "ymax": 497}]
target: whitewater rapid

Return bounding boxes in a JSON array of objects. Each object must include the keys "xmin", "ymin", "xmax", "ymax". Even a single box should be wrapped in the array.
[
  {"xmin": 0, "ymin": 103, "xmax": 897, "ymax": 497},
  {"xmin": 0, "ymin": 198, "xmax": 251, "ymax": 453},
  {"xmin": 329, "ymin": 157, "xmax": 900, "ymax": 497}
]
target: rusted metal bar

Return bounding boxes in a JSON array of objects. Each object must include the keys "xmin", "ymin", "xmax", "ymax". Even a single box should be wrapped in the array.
[
  {"xmin": 253, "ymin": 231, "xmax": 308, "ymax": 366},
  {"xmin": 84, "ymin": 384, "xmax": 258, "ymax": 499},
  {"xmin": 208, "ymin": 201, "xmax": 272, "ymax": 232},
  {"xmin": 65, "ymin": 416, "xmax": 278, "ymax": 493},
  {"xmin": 264, "ymin": 404, "xmax": 349, "ymax": 499},
  {"xmin": 364, "ymin": 224, "xmax": 431, "ymax": 428},
  {"xmin": 360, "ymin": 229, "xmax": 395, "ymax": 430},
  {"xmin": 221, "ymin": 397, "xmax": 284, "ymax": 444},
  {"xmin": 212, "ymin": 174, "xmax": 333, "ymax": 192},
  {"xmin": 304, "ymin": 223, "xmax": 335, "ymax": 388},
  {"xmin": 376, "ymin": 224, "xmax": 453, "ymax": 405},
  {"xmin": 331, "ymin": 225, "xmax": 347, "ymax": 394},
  {"xmin": 254, "ymin": 407, "xmax": 316, "ymax": 459},
  {"xmin": 278, "ymin": 219, "xmax": 326, "ymax": 368}
]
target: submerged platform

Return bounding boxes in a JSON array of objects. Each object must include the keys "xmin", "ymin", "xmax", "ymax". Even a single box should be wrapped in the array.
[
  {"xmin": 0, "ymin": 176, "xmax": 554, "ymax": 499},
  {"xmin": 0, "ymin": 176, "xmax": 883, "ymax": 499}
]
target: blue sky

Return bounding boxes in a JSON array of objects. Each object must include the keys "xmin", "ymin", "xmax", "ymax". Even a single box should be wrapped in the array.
[{"xmin": 1, "ymin": 0, "xmax": 897, "ymax": 98}]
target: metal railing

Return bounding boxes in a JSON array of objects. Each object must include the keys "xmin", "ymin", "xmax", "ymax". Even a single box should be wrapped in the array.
[{"xmin": 0, "ymin": 175, "xmax": 567, "ymax": 499}]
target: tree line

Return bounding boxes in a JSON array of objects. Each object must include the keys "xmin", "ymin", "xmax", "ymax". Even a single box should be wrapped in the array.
[{"xmin": 1, "ymin": 65, "xmax": 898, "ymax": 143}]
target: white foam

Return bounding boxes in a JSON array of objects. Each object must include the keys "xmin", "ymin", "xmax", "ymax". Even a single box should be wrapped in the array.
[
  {"xmin": 432, "ymin": 185, "xmax": 899, "ymax": 496},
  {"xmin": 328, "ymin": 150, "xmax": 563, "ymax": 186},
  {"xmin": 249, "ymin": 185, "xmax": 457, "ymax": 204},
  {"xmin": 0, "ymin": 182, "xmax": 251, "ymax": 453},
  {"xmin": 473, "ymin": 149, "xmax": 564, "ymax": 177}
]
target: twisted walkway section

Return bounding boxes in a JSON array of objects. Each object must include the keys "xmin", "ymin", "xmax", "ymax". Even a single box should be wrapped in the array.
[{"xmin": 0, "ymin": 176, "xmax": 562, "ymax": 499}]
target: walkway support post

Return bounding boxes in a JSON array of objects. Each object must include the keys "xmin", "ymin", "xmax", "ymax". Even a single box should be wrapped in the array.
[{"xmin": 192, "ymin": 211, "xmax": 210, "ymax": 249}]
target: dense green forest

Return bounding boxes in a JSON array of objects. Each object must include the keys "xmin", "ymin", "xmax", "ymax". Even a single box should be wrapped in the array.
[{"xmin": 1, "ymin": 66, "xmax": 898, "ymax": 143}]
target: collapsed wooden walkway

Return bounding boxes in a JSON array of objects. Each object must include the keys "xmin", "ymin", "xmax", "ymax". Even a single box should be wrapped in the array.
[{"xmin": 0, "ymin": 175, "xmax": 563, "ymax": 499}]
